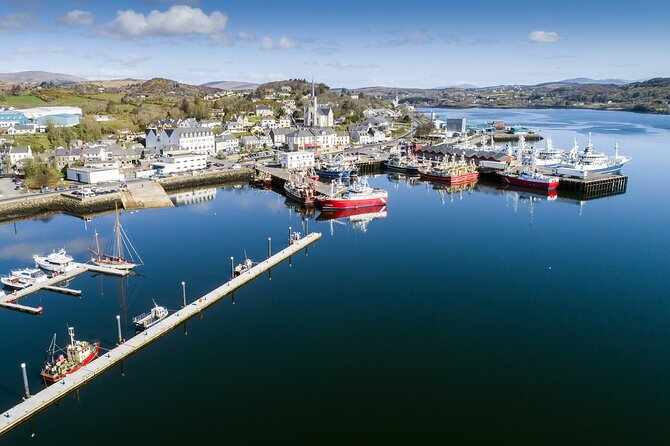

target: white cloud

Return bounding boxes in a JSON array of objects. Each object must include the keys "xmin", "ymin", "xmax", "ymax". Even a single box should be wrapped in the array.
[
  {"xmin": 237, "ymin": 31, "xmax": 256, "ymax": 42},
  {"xmin": 98, "ymin": 5, "xmax": 227, "ymax": 39},
  {"xmin": 260, "ymin": 37, "xmax": 274, "ymax": 50},
  {"xmin": 278, "ymin": 36, "xmax": 297, "ymax": 49},
  {"xmin": 326, "ymin": 61, "xmax": 378, "ymax": 70},
  {"xmin": 0, "ymin": 13, "xmax": 35, "ymax": 34},
  {"xmin": 378, "ymin": 32, "xmax": 433, "ymax": 48},
  {"xmin": 528, "ymin": 30, "xmax": 561, "ymax": 43},
  {"xmin": 60, "ymin": 10, "xmax": 95, "ymax": 26}
]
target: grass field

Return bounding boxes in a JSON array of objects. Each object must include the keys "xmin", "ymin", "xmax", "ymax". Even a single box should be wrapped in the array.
[{"xmin": 2, "ymin": 95, "xmax": 47, "ymax": 107}]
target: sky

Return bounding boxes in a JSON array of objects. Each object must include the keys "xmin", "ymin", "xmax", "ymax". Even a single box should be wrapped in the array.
[{"xmin": 0, "ymin": 0, "xmax": 668, "ymax": 88}]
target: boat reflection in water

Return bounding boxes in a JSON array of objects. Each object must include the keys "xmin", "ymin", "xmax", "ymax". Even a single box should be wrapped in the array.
[
  {"xmin": 429, "ymin": 181, "xmax": 477, "ymax": 205},
  {"xmin": 317, "ymin": 205, "xmax": 387, "ymax": 234},
  {"xmin": 284, "ymin": 198, "xmax": 317, "ymax": 218},
  {"xmin": 386, "ymin": 172, "xmax": 421, "ymax": 189}
]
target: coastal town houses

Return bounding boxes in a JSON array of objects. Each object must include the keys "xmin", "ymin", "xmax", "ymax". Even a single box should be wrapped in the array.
[
  {"xmin": 225, "ymin": 121, "xmax": 244, "ymax": 132},
  {"xmin": 215, "ymin": 134, "xmax": 240, "ymax": 153},
  {"xmin": 278, "ymin": 115, "xmax": 292, "ymax": 128},
  {"xmin": 270, "ymin": 127, "xmax": 295, "ymax": 146},
  {"xmin": 286, "ymin": 127, "xmax": 336, "ymax": 151},
  {"xmin": 304, "ymin": 83, "xmax": 334, "ymax": 128},
  {"xmin": 145, "ymin": 127, "xmax": 216, "ymax": 156},
  {"xmin": 4, "ymin": 146, "xmax": 33, "ymax": 166},
  {"xmin": 241, "ymin": 135, "xmax": 262, "ymax": 150},
  {"xmin": 335, "ymin": 130, "xmax": 350, "ymax": 147},
  {"xmin": 261, "ymin": 118, "xmax": 278, "ymax": 129},
  {"xmin": 52, "ymin": 147, "xmax": 83, "ymax": 169}
]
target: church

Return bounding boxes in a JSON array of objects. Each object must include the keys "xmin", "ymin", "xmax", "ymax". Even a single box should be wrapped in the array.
[{"xmin": 304, "ymin": 82, "xmax": 334, "ymax": 127}]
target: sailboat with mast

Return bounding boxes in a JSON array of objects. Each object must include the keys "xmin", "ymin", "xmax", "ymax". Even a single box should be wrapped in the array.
[{"xmin": 90, "ymin": 205, "xmax": 143, "ymax": 270}]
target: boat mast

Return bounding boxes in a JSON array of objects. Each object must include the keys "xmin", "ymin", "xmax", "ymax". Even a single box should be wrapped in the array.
[
  {"xmin": 115, "ymin": 203, "xmax": 123, "ymax": 261},
  {"xmin": 68, "ymin": 326, "xmax": 75, "ymax": 346}
]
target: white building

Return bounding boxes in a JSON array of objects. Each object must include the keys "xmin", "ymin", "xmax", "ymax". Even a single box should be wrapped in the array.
[
  {"xmin": 146, "ymin": 127, "xmax": 216, "ymax": 156},
  {"xmin": 6, "ymin": 124, "xmax": 38, "ymax": 135},
  {"xmin": 304, "ymin": 83, "xmax": 334, "ymax": 127},
  {"xmin": 67, "ymin": 162, "xmax": 123, "ymax": 184},
  {"xmin": 278, "ymin": 115, "xmax": 292, "ymax": 127},
  {"xmin": 215, "ymin": 134, "xmax": 239, "ymax": 153},
  {"xmin": 261, "ymin": 118, "xmax": 278, "ymax": 129},
  {"xmin": 255, "ymin": 105, "xmax": 274, "ymax": 117},
  {"xmin": 151, "ymin": 152, "xmax": 207, "ymax": 175},
  {"xmin": 4, "ymin": 146, "xmax": 33, "ymax": 166},
  {"xmin": 280, "ymin": 151, "xmax": 315, "ymax": 169},
  {"xmin": 20, "ymin": 106, "xmax": 83, "ymax": 119},
  {"xmin": 335, "ymin": 130, "xmax": 350, "ymax": 148}
]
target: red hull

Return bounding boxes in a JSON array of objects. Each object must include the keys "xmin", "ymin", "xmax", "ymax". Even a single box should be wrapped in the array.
[
  {"xmin": 500, "ymin": 174, "xmax": 559, "ymax": 190},
  {"xmin": 317, "ymin": 205, "xmax": 388, "ymax": 220},
  {"xmin": 318, "ymin": 195, "xmax": 387, "ymax": 210},
  {"xmin": 420, "ymin": 172, "xmax": 479, "ymax": 185},
  {"xmin": 40, "ymin": 343, "xmax": 100, "ymax": 383}
]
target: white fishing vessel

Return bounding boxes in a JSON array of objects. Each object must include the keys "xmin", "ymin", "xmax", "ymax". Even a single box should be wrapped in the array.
[
  {"xmin": 133, "ymin": 301, "xmax": 169, "ymax": 331},
  {"xmin": 90, "ymin": 205, "xmax": 143, "ymax": 270},
  {"xmin": 34, "ymin": 249, "xmax": 74, "ymax": 273},
  {"xmin": 528, "ymin": 136, "xmax": 565, "ymax": 167},
  {"xmin": 1, "ymin": 268, "xmax": 48, "ymax": 289},
  {"xmin": 556, "ymin": 134, "xmax": 631, "ymax": 176}
]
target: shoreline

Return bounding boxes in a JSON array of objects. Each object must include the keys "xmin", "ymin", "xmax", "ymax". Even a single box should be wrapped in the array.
[
  {"xmin": 418, "ymin": 104, "xmax": 670, "ymax": 116},
  {"xmin": 0, "ymin": 168, "xmax": 253, "ymax": 224}
]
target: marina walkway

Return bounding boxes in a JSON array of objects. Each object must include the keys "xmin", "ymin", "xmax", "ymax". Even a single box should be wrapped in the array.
[
  {"xmin": 0, "ymin": 232, "xmax": 321, "ymax": 437},
  {"xmin": 0, "ymin": 262, "xmax": 128, "ymax": 314}
]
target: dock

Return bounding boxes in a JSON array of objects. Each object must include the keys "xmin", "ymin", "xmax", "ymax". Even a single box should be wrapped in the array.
[
  {"xmin": 0, "ymin": 262, "xmax": 128, "ymax": 314},
  {"xmin": 119, "ymin": 180, "xmax": 173, "ymax": 210},
  {"xmin": 259, "ymin": 166, "xmax": 332, "ymax": 194},
  {"xmin": 0, "ymin": 232, "xmax": 321, "ymax": 437}
]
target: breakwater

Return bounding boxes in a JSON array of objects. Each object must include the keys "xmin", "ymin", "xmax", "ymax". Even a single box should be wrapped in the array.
[{"xmin": 158, "ymin": 168, "xmax": 253, "ymax": 192}]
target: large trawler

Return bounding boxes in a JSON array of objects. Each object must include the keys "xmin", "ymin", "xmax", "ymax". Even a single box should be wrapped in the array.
[
  {"xmin": 557, "ymin": 134, "xmax": 631, "ymax": 176},
  {"xmin": 284, "ymin": 179, "xmax": 318, "ymax": 206},
  {"xmin": 317, "ymin": 178, "xmax": 388, "ymax": 210},
  {"xmin": 419, "ymin": 155, "xmax": 479, "ymax": 185},
  {"xmin": 40, "ymin": 327, "xmax": 100, "ymax": 383},
  {"xmin": 33, "ymin": 249, "xmax": 74, "ymax": 273},
  {"xmin": 499, "ymin": 170, "xmax": 560, "ymax": 190},
  {"xmin": 384, "ymin": 153, "xmax": 421, "ymax": 175}
]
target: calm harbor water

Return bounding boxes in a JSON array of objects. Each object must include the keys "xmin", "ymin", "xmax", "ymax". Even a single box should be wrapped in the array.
[{"xmin": 1, "ymin": 108, "xmax": 670, "ymax": 444}]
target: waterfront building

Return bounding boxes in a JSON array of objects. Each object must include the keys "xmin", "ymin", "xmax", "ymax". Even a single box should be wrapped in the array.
[
  {"xmin": 145, "ymin": 127, "xmax": 215, "ymax": 156},
  {"xmin": 270, "ymin": 127, "xmax": 295, "ymax": 146},
  {"xmin": 215, "ymin": 134, "xmax": 240, "ymax": 153},
  {"xmin": 446, "ymin": 118, "xmax": 467, "ymax": 134},
  {"xmin": 67, "ymin": 162, "xmax": 123, "ymax": 184},
  {"xmin": 151, "ymin": 151, "xmax": 207, "ymax": 175},
  {"xmin": 280, "ymin": 150, "xmax": 315, "ymax": 169}
]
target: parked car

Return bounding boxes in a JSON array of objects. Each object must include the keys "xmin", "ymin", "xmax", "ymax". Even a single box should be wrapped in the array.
[
  {"xmin": 69, "ymin": 185, "xmax": 79, "ymax": 190},
  {"xmin": 40, "ymin": 188, "xmax": 52, "ymax": 194},
  {"xmin": 55, "ymin": 186, "xmax": 66, "ymax": 191},
  {"xmin": 231, "ymin": 163, "xmax": 241, "ymax": 169}
]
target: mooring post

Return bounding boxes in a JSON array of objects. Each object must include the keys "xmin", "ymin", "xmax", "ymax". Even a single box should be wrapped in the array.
[
  {"xmin": 116, "ymin": 315, "xmax": 124, "ymax": 344},
  {"xmin": 267, "ymin": 237, "xmax": 271, "ymax": 258},
  {"xmin": 288, "ymin": 226, "xmax": 292, "ymax": 244},
  {"xmin": 230, "ymin": 256, "xmax": 234, "ymax": 280},
  {"xmin": 181, "ymin": 281, "xmax": 186, "ymax": 308},
  {"xmin": 21, "ymin": 363, "xmax": 29, "ymax": 399}
]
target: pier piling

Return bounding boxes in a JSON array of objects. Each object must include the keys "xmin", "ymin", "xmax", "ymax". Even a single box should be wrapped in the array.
[
  {"xmin": 230, "ymin": 257, "xmax": 234, "ymax": 280},
  {"xmin": 181, "ymin": 281, "xmax": 186, "ymax": 308},
  {"xmin": 116, "ymin": 315, "xmax": 123, "ymax": 345},
  {"xmin": 20, "ymin": 363, "xmax": 29, "ymax": 400}
]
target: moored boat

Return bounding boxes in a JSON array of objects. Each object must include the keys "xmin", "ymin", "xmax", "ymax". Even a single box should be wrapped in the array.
[
  {"xmin": 40, "ymin": 327, "xmax": 100, "ymax": 383},
  {"xmin": 34, "ymin": 249, "xmax": 74, "ymax": 273},
  {"xmin": 499, "ymin": 169, "xmax": 560, "ymax": 190},
  {"xmin": 284, "ymin": 180, "xmax": 317, "ymax": 206},
  {"xmin": 1, "ymin": 268, "xmax": 48, "ymax": 289},
  {"xmin": 419, "ymin": 155, "xmax": 479, "ymax": 185},
  {"xmin": 317, "ymin": 178, "xmax": 388, "ymax": 210},
  {"xmin": 133, "ymin": 301, "xmax": 169, "ymax": 331},
  {"xmin": 384, "ymin": 154, "xmax": 421, "ymax": 175},
  {"xmin": 90, "ymin": 205, "xmax": 143, "ymax": 270},
  {"xmin": 233, "ymin": 258, "xmax": 254, "ymax": 277},
  {"xmin": 557, "ymin": 134, "xmax": 631, "ymax": 175}
]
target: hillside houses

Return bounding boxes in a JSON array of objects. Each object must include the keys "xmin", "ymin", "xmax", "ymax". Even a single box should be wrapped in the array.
[{"xmin": 145, "ymin": 127, "xmax": 216, "ymax": 156}]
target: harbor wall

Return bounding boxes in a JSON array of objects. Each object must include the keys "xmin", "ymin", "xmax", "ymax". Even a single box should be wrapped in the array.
[
  {"xmin": 0, "ymin": 193, "xmax": 123, "ymax": 223},
  {"xmin": 158, "ymin": 168, "xmax": 253, "ymax": 192}
]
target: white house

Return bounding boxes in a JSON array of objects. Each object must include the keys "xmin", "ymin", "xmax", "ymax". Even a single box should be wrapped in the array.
[
  {"xmin": 67, "ymin": 162, "xmax": 123, "ymax": 184},
  {"xmin": 151, "ymin": 152, "xmax": 207, "ymax": 175},
  {"xmin": 4, "ymin": 146, "xmax": 33, "ymax": 166},
  {"xmin": 270, "ymin": 128, "xmax": 295, "ymax": 146},
  {"xmin": 278, "ymin": 115, "xmax": 292, "ymax": 127},
  {"xmin": 215, "ymin": 134, "xmax": 240, "ymax": 153},
  {"xmin": 286, "ymin": 129, "xmax": 315, "ymax": 151},
  {"xmin": 350, "ymin": 129, "xmax": 373, "ymax": 145},
  {"xmin": 6, "ymin": 124, "xmax": 38, "ymax": 135},
  {"xmin": 241, "ymin": 135, "xmax": 261, "ymax": 150},
  {"xmin": 255, "ymin": 105, "xmax": 274, "ymax": 117},
  {"xmin": 280, "ymin": 151, "xmax": 315, "ymax": 169},
  {"xmin": 225, "ymin": 121, "xmax": 244, "ymax": 132},
  {"xmin": 81, "ymin": 145, "xmax": 107, "ymax": 162},
  {"xmin": 261, "ymin": 118, "xmax": 278, "ymax": 129},
  {"xmin": 335, "ymin": 130, "xmax": 350, "ymax": 148}
]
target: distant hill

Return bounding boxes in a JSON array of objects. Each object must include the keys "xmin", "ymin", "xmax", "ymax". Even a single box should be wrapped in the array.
[
  {"xmin": 0, "ymin": 71, "xmax": 86, "ymax": 84},
  {"xmin": 434, "ymin": 83, "xmax": 479, "ymax": 89},
  {"xmin": 202, "ymin": 80, "xmax": 259, "ymax": 90},
  {"xmin": 535, "ymin": 77, "xmax": 633, "ymax": 87},
  {"xmin": 127, "ymin": 77, "xmax": 217, "ymax": 96}
]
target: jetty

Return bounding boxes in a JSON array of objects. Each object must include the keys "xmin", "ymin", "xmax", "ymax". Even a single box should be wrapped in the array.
[
  {"xmin": 259, "ymin": 166, "xmax": 331, "ymax": 194},
  {"xmin": 0, "ymin": 262, "xmax": 128, "ymax": 315},
  {"xmin": 0, "ymin": 232, "xmax": 321, "ymax": 437}
]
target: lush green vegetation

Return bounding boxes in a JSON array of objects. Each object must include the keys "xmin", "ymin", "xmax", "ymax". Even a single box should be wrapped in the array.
[
  {"xmin": 21, "ymin": 158, "xmax": 62, "ymax": 189},
  {"xmin": 0, "ymin": 94, "xmax": 47, "ymax": 107}
]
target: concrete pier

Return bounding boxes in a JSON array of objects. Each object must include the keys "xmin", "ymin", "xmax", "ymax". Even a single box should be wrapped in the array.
[
  {"xmin": 0, "ymin": 262, "xmax": 128, "ymax": 314},
  {"xmin": 0, "ymin": 232, "xmax": 321, "ymax": 436}
]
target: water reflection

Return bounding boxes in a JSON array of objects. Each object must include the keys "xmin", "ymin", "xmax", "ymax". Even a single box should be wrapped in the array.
[
  {"xmin": 168, "ymin": 188, "xmax": 217, "ymax": 206},
  {"xmin": 317, "ymin": 205, "xmax": 388, "ymax": 234}
]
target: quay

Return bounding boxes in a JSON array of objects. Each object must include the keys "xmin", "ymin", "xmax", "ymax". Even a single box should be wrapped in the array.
[
  {"xmin": 259, "ymin": 166, "xmax": 331, "ymax": 194},
  {"xmin": 0, "ymin": 232, "xmax": 321, "ymax": 437},
  {"xmin": 0, "ymin": 262, "xmax": 128, "ymax": 314}
]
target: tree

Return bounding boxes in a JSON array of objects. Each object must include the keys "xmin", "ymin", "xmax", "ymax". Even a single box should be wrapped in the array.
[
  {"xmin": 106, "ymin": 101, "xmax": 116, "ymax": 114},
  {"xmin": 415, "ymin": 123, "xmax": 434, "ymax": 138}
]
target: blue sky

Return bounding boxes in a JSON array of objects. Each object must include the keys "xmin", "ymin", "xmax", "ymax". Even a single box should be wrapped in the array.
[{"xmin": 0, "ymin": 0, "xmax": 668, "ymax": 88}]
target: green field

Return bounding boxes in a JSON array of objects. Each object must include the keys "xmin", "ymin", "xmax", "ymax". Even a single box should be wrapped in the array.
[{"xmin": 2, "ymin": 95, "xmax": 47, "ymax": 107}]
